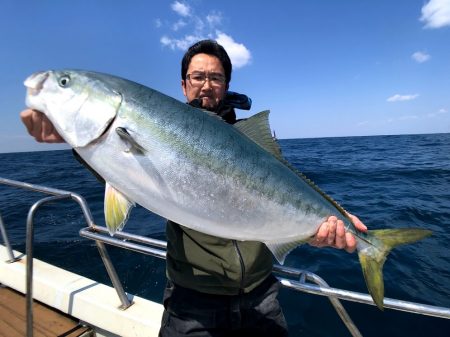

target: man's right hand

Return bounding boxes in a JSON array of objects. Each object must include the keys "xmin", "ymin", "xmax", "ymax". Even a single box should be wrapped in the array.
[{"xmin": 20, "ymin": 109, "xmax": 65, "ymax": 143}]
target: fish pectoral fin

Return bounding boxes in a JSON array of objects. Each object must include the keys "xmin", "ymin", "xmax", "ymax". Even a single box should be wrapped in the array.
[
  {"xmin": 358, "ymin": 228, "xmax": 432, "ymax": 310},
  {"xmin": 234, "ymin": 110, "xmax": 283, "ymax": 161},
  {"xmin": 104, "ymin": 182, "xmax": 135, "ymax": 235},
  {"xmin": 116, "ymin": 127, "xmax": 147, "ymax": 155},
  {"xmin": 265, "ymin": 238, "xmax": 308, "ymax": 265}
]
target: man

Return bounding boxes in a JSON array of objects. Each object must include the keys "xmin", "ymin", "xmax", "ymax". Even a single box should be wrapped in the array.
[{"xmin": 21, "ymin": 40, "xmax": 367, "ymax": 336}]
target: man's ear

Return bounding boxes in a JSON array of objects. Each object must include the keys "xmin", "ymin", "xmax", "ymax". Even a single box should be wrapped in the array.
[{"xmin": 181, "ymin": 80, "xmax": 187, "ymax": 97}]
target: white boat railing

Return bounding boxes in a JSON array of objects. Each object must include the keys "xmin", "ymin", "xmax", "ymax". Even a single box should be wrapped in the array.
[{"xmin": 1, "ymin": 177, "xmax": 449, "ymax": 337}]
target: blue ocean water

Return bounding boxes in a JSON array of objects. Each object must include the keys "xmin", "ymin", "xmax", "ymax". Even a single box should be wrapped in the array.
[{"xmin": 0, "ymin": 133, "xmax": 449, "ymax": 336}]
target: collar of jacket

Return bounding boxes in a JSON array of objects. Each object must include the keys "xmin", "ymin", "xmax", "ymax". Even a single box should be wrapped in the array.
[{"xmin": 188, "ymin": 91, "xmax": 252, "ymax": 125}]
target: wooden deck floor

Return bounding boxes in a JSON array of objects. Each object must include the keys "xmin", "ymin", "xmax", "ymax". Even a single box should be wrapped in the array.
[{"xmin": 0, "ymin": 286, "xmax": 92, "ymax": 337}]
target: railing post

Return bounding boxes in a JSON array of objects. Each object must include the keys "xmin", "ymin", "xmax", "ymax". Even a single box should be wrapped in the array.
[
  {"xmin": 303, "ymin": 271, "xmax": 362, "ymax": 337},
  {"xmin": 25, "ymin": 194, "xmax": 72, "ymax": 337},
  {"xmin": 95, "ymin": 240, "xmax": 133, "ymax": 309},
  {"xmin": 0, "ymin": 213, "xmax": 19, "ymax": 263},
  {"xmin": 274, "ymin": 266, "xmax": 362, "ymax": 337},
  {"xmin": 69, "ymin": 194, "xmax": 133, "ymax": 309}
]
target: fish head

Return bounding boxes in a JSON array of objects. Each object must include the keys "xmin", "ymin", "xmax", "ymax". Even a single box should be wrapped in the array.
[{"xmin": 24, "ymin": 70, "xmax": 122, "ymax": 148}]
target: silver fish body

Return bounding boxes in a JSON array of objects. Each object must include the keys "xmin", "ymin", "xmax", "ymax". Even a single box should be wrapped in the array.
[{"xmin": 24, "ymin": 70, "xmax": 431, "ymax": 309}]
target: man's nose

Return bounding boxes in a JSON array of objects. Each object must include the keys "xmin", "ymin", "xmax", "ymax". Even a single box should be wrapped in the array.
[{"xmin": 202, "ymin": 78, "xmax": 213, "ymax": 89}]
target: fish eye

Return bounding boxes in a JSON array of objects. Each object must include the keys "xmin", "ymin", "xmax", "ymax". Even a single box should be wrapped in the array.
[{"xmin": 58, "ymin": 75, "xmax": 71, "ymax": 87}]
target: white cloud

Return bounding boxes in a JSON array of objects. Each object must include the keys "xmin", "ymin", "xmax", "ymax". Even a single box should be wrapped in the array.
[
  {"xmin": 154, "ymin": 18, "xmax": 162, "ymax": 28},
  {"xmin": 207, "ymin": 12, "xmax": 222, "ymax": 26},
  {"xmin": 194, "ymin": 17, "xmax": 205, "ymax": 32},
  {"xmin": 428, "ymin": 108, "xmax": 449, "ymax": 117},
  {"xmin": 420, "ymin": 0, "xmax": 450, "ymax": 29},
  {"xmin": 172, "ymin": 19, "xmax": 187, "ymax": 31},
  {"xmin": 398, "ymin": 115, "xmax": 419, "ymax": 121},
  {"xmin": 215, "ymin": 32, "xmax": 251, "ymax": 68},
  {"xmin": 160, "ymin": 35, "xmax": 202, "ymax": 50},
  {"xmin": 412, "ymin": 51, "xmax": 431, "ymax": 63},
  {"xmin": 358, "ymin": 108, "xmax": 448, "ymax": 128},
  {"xmin": 160, "ymin": 36, "xmax": 172, "ymax": 47},
  {"xmin": 387, "ymin": 94, "xmax": 419, "ymax": 102},
  {"xmin": 159, "ymin": 3, "xmax": 251, "ymax": 69},
  {"xmin": 160, "ymin": 32, "xmax": 252, "ymax": 68},
  {"xmin": 171, "ymin": 1, "xmax": 191, "ymax": 17}
]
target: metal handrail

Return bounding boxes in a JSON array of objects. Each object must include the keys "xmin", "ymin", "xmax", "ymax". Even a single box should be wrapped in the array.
[
  {"xmin": 79, "ymin": 225, "xmax": 450, "ymax": 320},
  {"xmin": 1, "ymin": 177, "xmax": 450, "ymax": 337},
  {"xmin": 0, "ymin": 177, "xmax": 132, "ymax": 337}
]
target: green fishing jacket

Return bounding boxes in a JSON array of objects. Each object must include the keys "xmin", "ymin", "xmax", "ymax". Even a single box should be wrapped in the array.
[{"xmin": 166, "ymin": 221, "xmax": 274, "ymax": 295}]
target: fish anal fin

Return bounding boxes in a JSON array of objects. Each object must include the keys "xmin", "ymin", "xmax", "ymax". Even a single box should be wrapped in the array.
[
  {"xmin": 104, "ymin": 182, "xmax": 135, "ymax": 235},
  {"xmin": 234, "ymin": 110, "xmax": 283, "ymax": 161},
  {"xmin": 265, "ymin": 238, "xmax": 308, "ymax": 265}
]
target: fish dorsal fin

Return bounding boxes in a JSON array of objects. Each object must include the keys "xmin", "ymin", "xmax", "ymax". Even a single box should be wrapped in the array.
[
  {"xmin": 104, "ymin": 182, "xmax": 135, "ymax": 235},
  {"xmin": 233, "ymin": 110, "xmax": 347, "ymax": 217},
  {"xmin": 234, "ymin": 110, "xmax": 283, "ymax": 161}
]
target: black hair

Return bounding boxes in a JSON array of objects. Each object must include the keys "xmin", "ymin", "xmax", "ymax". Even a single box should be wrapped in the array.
[{"xmin": 181, "ymin": 39, "xmax": 232, "ymax": 85}]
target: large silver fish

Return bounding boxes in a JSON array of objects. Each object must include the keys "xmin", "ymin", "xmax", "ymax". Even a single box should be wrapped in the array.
[{"xmin": 24, "ymin": 70, "xmax": 431, "ymax": 309}]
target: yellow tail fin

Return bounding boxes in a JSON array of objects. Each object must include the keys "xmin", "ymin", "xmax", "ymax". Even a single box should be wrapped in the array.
[{"xmin": 358, "ymin": 228, "xmax": 432, "ymax": 310}]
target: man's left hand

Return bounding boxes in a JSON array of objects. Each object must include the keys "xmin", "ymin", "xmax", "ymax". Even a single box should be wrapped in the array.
[{"xmin": 309, "ymin": 213, "xmax": 367, "ymax": 253}]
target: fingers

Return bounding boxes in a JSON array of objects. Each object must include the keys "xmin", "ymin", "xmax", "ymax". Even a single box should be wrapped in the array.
[
  {"xmin": 42, "ymin": 115, "xmax": 54, "ymax": 139},
  {"xmin": 346, "ymin": 212, "xmax": 367, "ymax": 232},
  {"xmin": 345, "ymin": 233, "xmax": 357, "ymax": 253},
  {"xmin": 327, "ymin": 217, "xmax": 337, "ymax": 245},
  {"xmin": 310, "ymin": 215, "xmax": 362, "ymax": 253},
  {"xmin": 20, "ymin": 109, "xmax": 65, "ymax": 143},
  {"xmin": 20, "ymin": 109, "xmax": 44, "ymax": 142},
  {"xmin": 31, "ymin": 110, "xmax": 45, "ymax": 142},
  {"xmin": 334, "ymin": 220, "xmax": 346, "ymax": 249},
  {"xmin": 41, "ymin": 115, "xmax": 64, "ymax": 142},
  {"xmin": 20, "ymin": 109, "xmax": 38, "ymax": 138},
  {"xmin": 310, "ymin": 216, "xmax": 344, "ymax": 248},
  {"xmin": 309, "ymin": 222, "xmax": 327, "ymax": 247},
  {"xmin": 317, "ymin": 218, "xmax": 331, "ymax": 242}
]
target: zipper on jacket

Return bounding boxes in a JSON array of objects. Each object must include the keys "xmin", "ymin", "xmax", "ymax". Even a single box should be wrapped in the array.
[{"xmin": 232, "ymin": 240, "xmax": 246, "ymax": 294}]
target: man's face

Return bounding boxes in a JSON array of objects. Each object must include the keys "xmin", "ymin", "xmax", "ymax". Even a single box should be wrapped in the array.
[{"xmin": 182, "ymin": 53, "xmax": 228, "ymax": 111}]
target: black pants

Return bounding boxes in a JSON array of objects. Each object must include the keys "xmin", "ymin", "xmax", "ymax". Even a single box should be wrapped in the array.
[{"xmin": 159, "ymin": 274, "xmax": 288, "ymax": 337}]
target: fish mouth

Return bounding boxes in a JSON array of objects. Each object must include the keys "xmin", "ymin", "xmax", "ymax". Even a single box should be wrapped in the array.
[{"xmin": 24, "ymin": 71, "xmax": 50, "ymax": 96}]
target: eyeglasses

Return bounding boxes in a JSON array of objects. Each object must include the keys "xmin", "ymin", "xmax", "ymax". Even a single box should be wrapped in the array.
[{"xmin": 186, "ymin": 72, "xmax": 226, "ymax": 87}]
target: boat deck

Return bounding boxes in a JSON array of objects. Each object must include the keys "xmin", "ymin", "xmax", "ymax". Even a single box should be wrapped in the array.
[
  {"xmin": 0, "ymin": 244, "xmax": 164, "ymax": 337},
  {"xmin": 0, "ymin": 286, "xmax": 91, "ymax": 337}
]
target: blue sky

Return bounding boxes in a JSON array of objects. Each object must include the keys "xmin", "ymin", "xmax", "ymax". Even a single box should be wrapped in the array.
[{"xmin": 1, "ymin": 0, "xmax": 449, "ymax": 153}]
